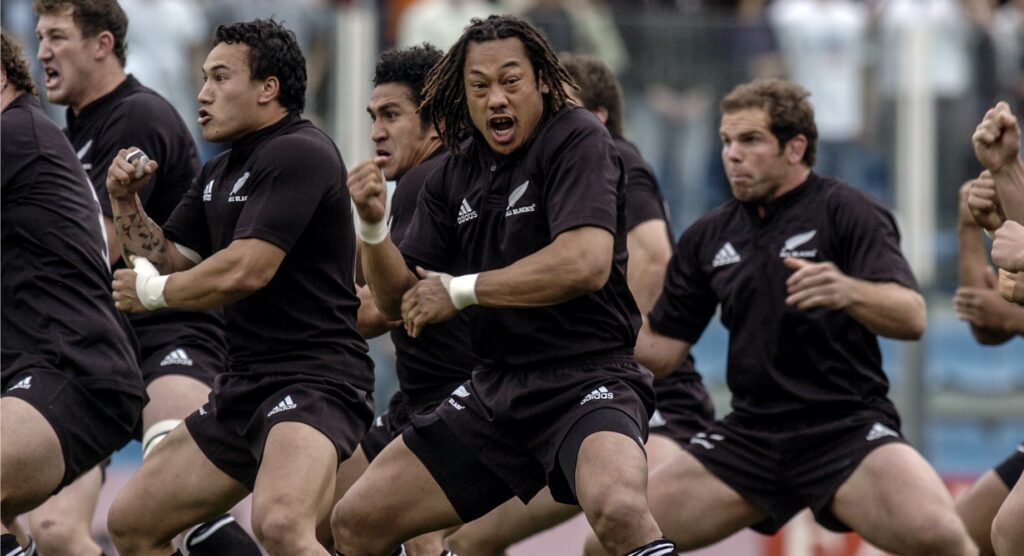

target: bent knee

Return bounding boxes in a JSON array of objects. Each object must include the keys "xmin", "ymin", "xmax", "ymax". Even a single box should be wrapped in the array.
[
  {"xmin": 991, "ymin": 506, "xmax": 1023, "ymax": 555},
  {"xmin": 331, "ymin": 499, "xmax": 396, "ymax": 554},
  {"xmin": 586, "ymin": 492, "xmax": 650, "ymax": 538},
  {"xmin": 899, "ymin": 513, "xmax": 973, "ymax": 555},
  {"xmin": 447, "ymin": 532, "xmax": 507, "ymax": 556},
  {"xmin": 33, "ymin": 516, "xmax": 94, "ymax": 551}
]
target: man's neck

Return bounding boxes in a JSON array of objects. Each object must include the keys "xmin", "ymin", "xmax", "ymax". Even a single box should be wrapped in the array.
[{"xmin": 71, "ymin": 66, "xmax": 126, "ymax": 115}]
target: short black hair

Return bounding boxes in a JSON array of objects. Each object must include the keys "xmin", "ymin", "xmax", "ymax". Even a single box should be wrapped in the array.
[
  {"xmin": 373, "ymin": 43, "xmax": 443, "ymax": 128},
  {"xmin": 214, "ymin": 18, "xmax": 306, "ymax": 114},
  {"xmin": 2, "ymin": 31, "xmax": 38, "ymax": 96}
]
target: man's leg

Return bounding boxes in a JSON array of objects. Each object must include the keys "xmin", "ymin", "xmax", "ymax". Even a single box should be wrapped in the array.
[
  {"xmin": 317, "ymin": 444, "xmax": 370, "ymax": 548},
  {"xmin": 28, "ymin": 466, "xmax": 103, "ymax": 556},
  {"xmin": 447, "ymin": 489, "xmax": 577, "ymax": 556},
  {"xmin": 1, "ymin": 397, "xmax": 65, "ymax": 520},
  {"xmin": 332, "ymin": 437, "xmax": 464, "ymax": 556},
  {"xmin": 573, "ymin": 431, "xmax": 664, "ymax": 555},
  {"xmin": 956, "ymin": 470, "xmax": 1011, "ymax": 555},
  {"xmin": 107, "ymin": 425, "xmax": 249, "ymax": 556},
  {"xmin": 249, "ymin": 422, "xmax": 338, "ymax": 555},
  {"xmin": 992, "ymin": 474, "xmax": 1024, "ymax": 556},
  {"xmin": 584, "ymin": 447, "xmax": 765, "ymax": 555},
  {"xmin": 831, "ymin": 443, "xmax": 976, "ymax": 556}
]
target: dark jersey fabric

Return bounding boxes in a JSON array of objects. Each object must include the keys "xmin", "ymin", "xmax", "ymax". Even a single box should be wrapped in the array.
[
  {"xmin": 650, "ymin": 173, "xmax": 917, "ymax": 420},
  {"xmin": 390, "ymin": 148, "xmax": 478, "ymax": 401},
  {"xmin": 1, "ymin": 94, "xmax": 143, "ymax": 396},
  {"xmin": 65, "ymin": 75, "xmax": 225, "ymax": 341},
  {"xmin": 615, "ymin": 136, "xmax": 700, "ymax": 382},
  {"xmin": 163, "ymin": 114, "xmax": 373, "ymax": 389},
  {"xmin": 400, "ymin": 106, "xmax": 640, "ymax": 367}
]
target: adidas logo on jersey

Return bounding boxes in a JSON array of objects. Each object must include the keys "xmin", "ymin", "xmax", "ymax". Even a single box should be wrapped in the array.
[
  {"xmin": 267, "ymin": 395, "xmax": 297, "ymax": 417},
  {"xmin": 7, "ymin": 376, "xmax": 32, "ymax": 392},
  {"xmin": 160, "ymin": 348, "xmax": 194, "ymax": 367},
  {"xmin": 202, "ymin": 179, "xmax": 214, "ymax": 202},
  {"xmin": 457, "ymin": 198, "xmax": 478, "ymax": 225},
  {"xmin": 712, "ymin": 242, "xmax": 741, "ymax": 267},
  {"xmin": 580, "ymin": 386, "xmax": 614, "ymax": 405},
  {"xmin": 649, "ymin": 409, "xmax": 667, "ymax": 428},
  {"xmin": 865, "ymin": 422, "xmax": 899, "ymax": 442}
]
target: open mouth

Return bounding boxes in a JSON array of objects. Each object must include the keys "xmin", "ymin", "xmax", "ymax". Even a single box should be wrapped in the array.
[
  {"xmin": 375, "ymin": 148, "xmax": 392, "ymax": 162},
  {"xmin": 198, "ymin": 109, "xmax": 212, "ymax": 126},
  {"xmin": 488, "ymin": 115, "xmax": 515, "ymax": 143},
  {"xmin": 43, "ymin": 67, "xmax": 60, "ymax": 88}
]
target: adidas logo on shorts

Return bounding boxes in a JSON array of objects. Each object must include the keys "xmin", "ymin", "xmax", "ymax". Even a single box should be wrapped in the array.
[
  {"xmin": 7, "ymin": 376, "xmax": 32, "ymax": 392},
  {"xmin": 160, "ymin": 348, "xmax": 194, "ymax": 367},
  {"xmin": 649, "ymin": 409, "xmax": 667, "ymax": 428},
  {"xmin": 580, "ymin": 386, "xmax": 614, "ymax": 405},
  {"xmin": 267, "ymin": 395, "xmax": 297, "ymax": 417},
  {"xmin": 865, "ymin": 422, "xmax": 899, "ymax": 442}
]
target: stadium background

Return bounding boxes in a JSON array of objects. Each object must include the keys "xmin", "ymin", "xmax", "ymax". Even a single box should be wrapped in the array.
[{"xmin": 2, "ymin": 0, "xmax": 1022, "ymax": 553}]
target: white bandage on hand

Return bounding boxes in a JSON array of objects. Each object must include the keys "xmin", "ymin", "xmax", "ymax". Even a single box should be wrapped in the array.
[
  {"xmin": 446, "ymin": 273, "xmax": 479, "ymax": 310},
  {"xmin": 132, "ymin": 256, "xmax": 169, "ymax": 310}
]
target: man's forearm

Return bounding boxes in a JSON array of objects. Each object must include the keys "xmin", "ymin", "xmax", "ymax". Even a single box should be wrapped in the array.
[
  {"xmin": 846, "ymin": 281, "xmax": 926, "ymax": 340},
  {"xmin": 958, "ymin": 224, "xmax": 992, "ymax": 289},
  {"xmin": 361, "ymin": 239, "xmax": 418, "ymax": 320},
  {"xmin": 994, "ymin": 158, "xmax": 1024, "ymax": 223},
  {"xmin": 110, "ymin": 194, "xmax": 175, "ymax": 273}
]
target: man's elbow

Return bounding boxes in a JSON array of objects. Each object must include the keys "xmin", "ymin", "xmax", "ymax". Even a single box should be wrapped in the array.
[
  {"xmin": 897, "ymin": 295, "xmax": 927, "ymax": 340},
  {"xmin": 571, "ymin": 257, "xmax": 612, "ymax": 293},
  {"xmin": 224, "ymin": 266, "xmax": 275, "ymax": 296}
]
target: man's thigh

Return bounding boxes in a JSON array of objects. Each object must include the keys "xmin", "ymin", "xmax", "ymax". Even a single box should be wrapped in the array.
[
  {"xmin": 1, "ymin": 397, "xmax": 64, "ymax": 515},
  {"xmin": 647, "ymin": 448, "xmax": 766, "ymax": 550},
  {"xmin": 830, "ymin": 443, "xmax": 966, "ymax": 552},
  {"xmin": 111, "ymin": 424, "xmax": 249, "ymax": 543},
  {"xmin": 252, "ymin": 421, "xmax": 339, "ymax": 527},
  {"xmin": 956, "ymin": 469, "xmax": 1010, "ymax": 554},
  {"xmin": 336, "ymin": 436, "xmax": 465, "ymax": 545}
]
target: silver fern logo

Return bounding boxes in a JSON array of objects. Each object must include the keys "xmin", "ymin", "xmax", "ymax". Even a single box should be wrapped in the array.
[
  {"xmin": 779, "ymin": 230, "xmax": 818, "ymax": 258},
  {"xmin": 505, "ymin": 180, "xmax": 536, "ymax": 217}
]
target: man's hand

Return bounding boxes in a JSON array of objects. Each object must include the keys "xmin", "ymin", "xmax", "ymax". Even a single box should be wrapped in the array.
[
  {"xmin": 973, "ymin": 101, "xmax": 1022, "ymax": 174},
  {"xmin": 964, "ymin": 172, "xmax": 1006, "ymax": 231},
  {"xmin": 106, "ymin": 147, "xmax": 158, "ymax": 200},
  {"xmin": 992, "ymin": 220, "xmax": 1024, "ymax": 271},
  {"xmin": 112, "ymin": 267, "xmax": 146, "ymax": 313},
  {"xmin": 998, "ymin": 269, "xmax": 1024, "ymax": 304},
  {"xmin": 400, "ymin": 268, "xmax": 459, "ymax": 338},
  {"xmin": 783, "ymin": 257, "xmax": 852, "ymax": 310},
  {"xmin": 954, "ymin": 284, "xmax": 1018, "ymax": 331},
  {"xmin": 347, "ymin": 157, "xmax": 389, "ymax": 224}
]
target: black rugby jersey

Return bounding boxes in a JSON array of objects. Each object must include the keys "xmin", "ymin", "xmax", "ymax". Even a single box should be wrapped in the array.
[
  {"xmin": 163, "ymin": 114, "xmax": 374, "ymax": 389},
  {"xmin": 616, "ymin": 136, "xmax": 700, "ymax": 382},
  {"xmin": 65, "ymin": 75, "xmax": 225, "ymax": 343},
  {"xmin": 2, "ymin": 94, "xmax": 143, "ymax": 396},
  {"xmin": 390, "ymin": 148, "xmax": 478, "ymax": 401},
  {"xmin": 400, "ymin": 106, "xmax": 640, "ymax": 368},
  {"xmin": 650, "ymin": 173, "xmax": 917, "ymax": 419}
]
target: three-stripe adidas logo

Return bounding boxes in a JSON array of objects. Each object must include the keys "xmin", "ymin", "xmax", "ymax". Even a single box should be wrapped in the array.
[
  {"xmin": 160, "ymin": 348, "xmax": 194, "ymax": 367},
  {"xmin": 267, "ymin": 395, "xmax": 297, "ymax": 417},
  {"xmin": 457, "ymin": 198, "xmax": 478, "ymax": 225},
  {"xmin": 712, "ymin": 242, "xmax": 741, "ymax": 268},
  {"xmin": 865, "ymin": 422, "xmax": 899, "ymax": 442},
  {"xmin": 580, "ymin": 386, "xmax": 614, "ymax": 405},
  {"xmin": 7, "ymin": 376, "xmax": 32, "ymax": 392}
]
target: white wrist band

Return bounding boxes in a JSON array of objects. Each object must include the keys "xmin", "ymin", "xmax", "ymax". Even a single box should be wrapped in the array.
[
  {"xmin": 356, "ymin": 215, "xmax": 388, "ymax": 245},
  {"xmin": 448, "ymin": 274, "xmax": 479, "ymax": 310},
  {"xmin": 132, "ymin": 257, "xmax": 169, "ymax": 310},
  {"xmin": 984, "ymin": 227, "xmax": 995, "ymax": 239}
]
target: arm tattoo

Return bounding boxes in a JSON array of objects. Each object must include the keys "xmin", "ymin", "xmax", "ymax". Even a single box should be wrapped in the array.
[{"xmin": 114, "ymin": 210, "xmax": 170, "ymax": 273}]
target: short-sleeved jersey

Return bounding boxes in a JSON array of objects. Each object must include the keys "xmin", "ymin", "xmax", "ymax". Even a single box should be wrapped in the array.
[
  {"xmin": 65, "ymin": 75, "xmax": 225, "ymax": 342},
  {"xmin": 390, "ymin": 148, "xmax": 478, "ymax": 400},
  {"xmin": 163, "ymin": 114, "xmax": 374, "ymax": 389},
  {"xmin": 615, "ymin": 136, "xmax": 700, "ymax": 382},
  {"xmin": 650, "ymin": 173, "xmax": 917, "ymax": 420},
  {"xmin": 1, "ymin": 94, "xmax": 143, "ymax": 397},
  {"xmin": 400, "ymin": 107, "xmax": 640, "ymax": 368}
]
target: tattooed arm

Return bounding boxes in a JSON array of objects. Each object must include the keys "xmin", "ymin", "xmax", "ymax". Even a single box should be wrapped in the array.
[{"xmin": 106, "ymin": 148, "xmax": 196, "ymax": 273}]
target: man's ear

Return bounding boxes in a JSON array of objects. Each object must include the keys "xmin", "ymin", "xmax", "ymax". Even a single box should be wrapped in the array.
[
  {"xmin": 94, "ymin": 31, "xmax": 116, "ymax": 62},
  {"xmin": 538, "ymin": 71, "xmax": 549, "ymax": 95},
  {"xmin": 258, "ymin": 76, "xmax": 280, "ymax": 105},
  {"xmin": 785, "ymin": 134, "xmax": 808, "ymax": 164}
]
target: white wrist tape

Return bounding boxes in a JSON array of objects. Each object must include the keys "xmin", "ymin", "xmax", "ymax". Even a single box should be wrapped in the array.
[
  {"xmin": 132, "ymin": 257, "xmax": 168, "ymax": 310},
  {"xmin": 447, "ymin": 273, "xmax": 479, "ymax": 310},
  {"xmin": 356, "ymin": 214, "xmax": 389, "ymax": 245}
]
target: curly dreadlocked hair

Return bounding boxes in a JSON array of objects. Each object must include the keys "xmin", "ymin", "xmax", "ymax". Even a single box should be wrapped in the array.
[{"xmin": 420, "ymin": 14, "xmax": 578, "ymax": 155}]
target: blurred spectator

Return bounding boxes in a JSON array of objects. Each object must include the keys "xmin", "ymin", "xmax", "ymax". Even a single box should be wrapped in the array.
[
  {"xmin": 990, "ymin": 0, "xmax": 1024, "ymax": 118},
  {"xmin": 521, "ymin": 0, "xmax": 627, "ymax": 74},
  {"xmin": 770, "ymin": 0, "xmax": 888, "ymax": 203},
  {"xmin": 397, "ymin": 0, "xmax": 496, "ymax": 50},
  {"xmin": 121, "ymin": 0, "xmax": 207, "ymax": 144}
]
